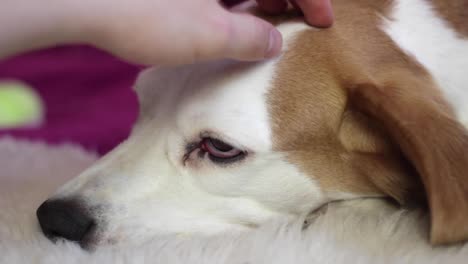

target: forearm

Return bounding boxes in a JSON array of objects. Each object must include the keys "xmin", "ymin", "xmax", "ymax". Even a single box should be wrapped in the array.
[{"xmin": 0, "ymin": 0, "xmax": 93, "ymax": 59}]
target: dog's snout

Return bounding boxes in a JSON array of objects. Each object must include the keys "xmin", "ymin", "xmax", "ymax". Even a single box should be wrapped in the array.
[{"xmin": 36, "ymin": 199, "xmax": 95, "ymax": 246}]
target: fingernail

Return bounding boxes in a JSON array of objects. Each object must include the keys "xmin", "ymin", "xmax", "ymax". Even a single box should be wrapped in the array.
[
  {"xmin": 265, "ymin": 29, "xmax": 282, "ymax": 58},
  {"xmin": 319, "ymin": 1, "xmax": 334, "ymax": 27},
  {"xmin": 308, "ymin": 0, "xmax": 334, "ymax": 28}
]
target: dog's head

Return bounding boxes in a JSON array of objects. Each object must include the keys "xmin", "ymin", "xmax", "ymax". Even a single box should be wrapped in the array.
[{"xmin": 37, "ymin": 8, "xmax": 468, "ymax": 249}]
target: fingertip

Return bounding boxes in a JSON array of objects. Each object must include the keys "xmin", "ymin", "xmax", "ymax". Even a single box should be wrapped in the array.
[
  {"xmin": 265, "ymin": 28, "xmax": 283, "ymax": 58},
  {"xmin": 297, "ymin": 0, "xmax": 334, "ymax": 28},
  {"xmin": 226, "ymin": 13, "xmax": 283, "ymax": 61},
  {"xmin": 305, "ymin": 9, "xmax": 334, "ymax": 27}
]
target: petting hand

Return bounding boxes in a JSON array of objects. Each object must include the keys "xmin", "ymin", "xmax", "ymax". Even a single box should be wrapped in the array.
[
  {"xmin": 90, "ymin": 0, "xmax": 333, "ymax": 64},
  {"xmin": 87, "ymin": 0, "xmax": 333, "ymax": 65},
  {"xmin": 1, "ymin": 0, "xmax": 333, "ymax": 65},
  {"xmin": 224, "ymin": 0, "xmax": 333, "ymax": 27},
  {"xmin": 83, "ymin": 0, "xmax": 284, "ymax": 65},
  {"xmin": 254, "ymin": 0, "xmax": 333, "ymax": 27}
]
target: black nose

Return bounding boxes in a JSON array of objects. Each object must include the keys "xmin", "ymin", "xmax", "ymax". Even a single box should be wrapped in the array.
[{"xmin": 36, "ymin": 199, "xmax": 95, "ymax": 245}]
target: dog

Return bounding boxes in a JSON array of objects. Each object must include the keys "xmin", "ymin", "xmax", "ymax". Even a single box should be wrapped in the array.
[{"xmin": 36, "ymin": 0, "xmax": 468, "ymax": 249}]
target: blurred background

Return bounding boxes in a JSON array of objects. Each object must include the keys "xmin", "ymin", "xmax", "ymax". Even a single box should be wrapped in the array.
[{"xmin": 0, "ymin": 45, "xmax": 141, "ymax": 155}]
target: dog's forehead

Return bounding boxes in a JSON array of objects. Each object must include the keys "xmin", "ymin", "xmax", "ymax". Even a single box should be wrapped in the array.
[
  {"xmin": 134, "ymin": 22, "xmax": 309, "ymax": 150},
  {"xmin": 135, "ymin": 60, "xmax": 277, "ymax": 150},
  {"xmin": 176, "ymin": 60, "xmax": 279, "ymax": 150}
]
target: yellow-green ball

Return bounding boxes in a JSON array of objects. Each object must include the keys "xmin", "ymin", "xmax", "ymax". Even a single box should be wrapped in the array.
[{"xmin": 0, "ymin": 81, "xmax": 44, "ymax": 129}]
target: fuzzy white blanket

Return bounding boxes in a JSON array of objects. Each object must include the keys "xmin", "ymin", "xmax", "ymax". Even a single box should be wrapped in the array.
[{"xmin": 0, "ymin": 137, "xmax": 467, "ymax": 264}]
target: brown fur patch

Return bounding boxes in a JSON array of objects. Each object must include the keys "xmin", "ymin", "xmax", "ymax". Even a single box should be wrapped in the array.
[
  {"xmin": 431, "ymin": 0, "xmax": 468, "ymax": 37},
  {"xmin": 267, "ymin": 0, "xmax": 468, "ymax": 244},
  {"xmin": 269, "ymin": 0, "xmax": 417, "ymax": 199}
]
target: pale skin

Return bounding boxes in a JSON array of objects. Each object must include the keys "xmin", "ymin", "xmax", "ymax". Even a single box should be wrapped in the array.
[{"xmin": 0, "ymin": 0, "xmax": 333, "ymax": 65}]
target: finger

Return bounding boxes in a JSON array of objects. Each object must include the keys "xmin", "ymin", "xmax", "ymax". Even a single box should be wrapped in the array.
[
  {"xmin": 221, "ymin": 0, "xmax": 249, "ymax": 8},
  {"xmin": 187, "ymin": 9, "xmax": 282, "ymax": 62},
  {"xmin": 289, "ymin": 0, "xmax": 301, "ymax": 10},
  {"xmin": 294, "ymin": 0, "xmax": 333, "ymax": 27},
  {"xmin": 224, "ymin": 11, "xmax": 283, "ymax": 60},
  {"xmin": 255, "ymin": 0, "xmax": 288, "ymax": 14}
]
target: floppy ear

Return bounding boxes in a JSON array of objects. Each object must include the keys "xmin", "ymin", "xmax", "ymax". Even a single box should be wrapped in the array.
[{"xmin": 348, "ymin": 71, "xmax": 468, "ymax": 245}]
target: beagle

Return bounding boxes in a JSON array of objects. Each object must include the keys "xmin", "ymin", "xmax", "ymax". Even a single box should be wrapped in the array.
[{"xmin": 36, "ymin": 0, "xmax": 468, "ymax": 249}]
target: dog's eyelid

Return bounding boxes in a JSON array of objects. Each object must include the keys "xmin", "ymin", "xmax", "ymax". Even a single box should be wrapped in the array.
[
  {"xmin": 198, "ymin": 131, "xmax": 248, "ymax": 152},
  {"xmin": 182, "ymin": 134, "xmax": 250, "ymax": 166}
]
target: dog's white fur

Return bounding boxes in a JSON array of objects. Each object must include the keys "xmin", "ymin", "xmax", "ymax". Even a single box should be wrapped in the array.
[
  {"xmin": 43, "ymin": 0, "xmax": 468, "ymax": 247},
  {"xmin": 51, "ymin": 22, "xmax": 336, "ymax": 245},
  {"xmin": 2, "ymin": 138, "xmax": 468, "ymax": 263}
]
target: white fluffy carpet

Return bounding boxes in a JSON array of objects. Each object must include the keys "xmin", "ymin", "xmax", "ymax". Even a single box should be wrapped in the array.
[{"xmin": 1, "ymin": 137, "xmax": 467, "ymax": 263}]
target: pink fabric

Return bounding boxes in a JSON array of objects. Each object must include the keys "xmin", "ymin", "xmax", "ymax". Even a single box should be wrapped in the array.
[{"xmin": 0, "ymin": 45, "xmax": 140, "ymax": 155}]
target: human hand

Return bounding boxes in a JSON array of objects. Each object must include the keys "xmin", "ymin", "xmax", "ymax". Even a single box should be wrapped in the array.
[
  {"xmin": 1, "ymin": 0, "xmax": 333, "ymax": 65},
  {"xmin": 87, "ymin": 0, "xmax": 333, "ymax": 65},
  {"xmin": 80, "ymin": 0, "xmax": 283, "ymax": 65},
  {"xmin": 254, "ymin": 0, "xmax": 333, "ymax": 27},
  {"xmin": 224, "ymin": 0, "xmax": 333, "ymax": 27}
]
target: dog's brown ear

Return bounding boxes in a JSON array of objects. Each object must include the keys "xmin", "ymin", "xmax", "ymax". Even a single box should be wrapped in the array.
[{"xmin": 349, "ymin": 71, "xmax": 468, "ymax": 245}]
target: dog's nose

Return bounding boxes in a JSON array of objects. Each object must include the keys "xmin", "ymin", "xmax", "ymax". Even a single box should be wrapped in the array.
[{"xmin": 36, "ymin": 199, "xmax": 95, "ymax": 244}]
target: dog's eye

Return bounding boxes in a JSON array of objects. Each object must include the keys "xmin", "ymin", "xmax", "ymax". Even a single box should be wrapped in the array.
[{"xmin": 200, "ymin": 138, "xmax": 246, "ymax": 163}]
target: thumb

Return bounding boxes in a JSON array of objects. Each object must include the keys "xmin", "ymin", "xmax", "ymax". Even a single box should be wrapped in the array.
[{"xmin": 222, "ymin": 12, "xmax": 283, "ymax": 61}]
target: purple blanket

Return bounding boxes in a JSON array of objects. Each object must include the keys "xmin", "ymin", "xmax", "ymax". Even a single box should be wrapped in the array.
[{"xmin": 0, "ymin": 45, "xmax": 141, "ymax": 155}]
